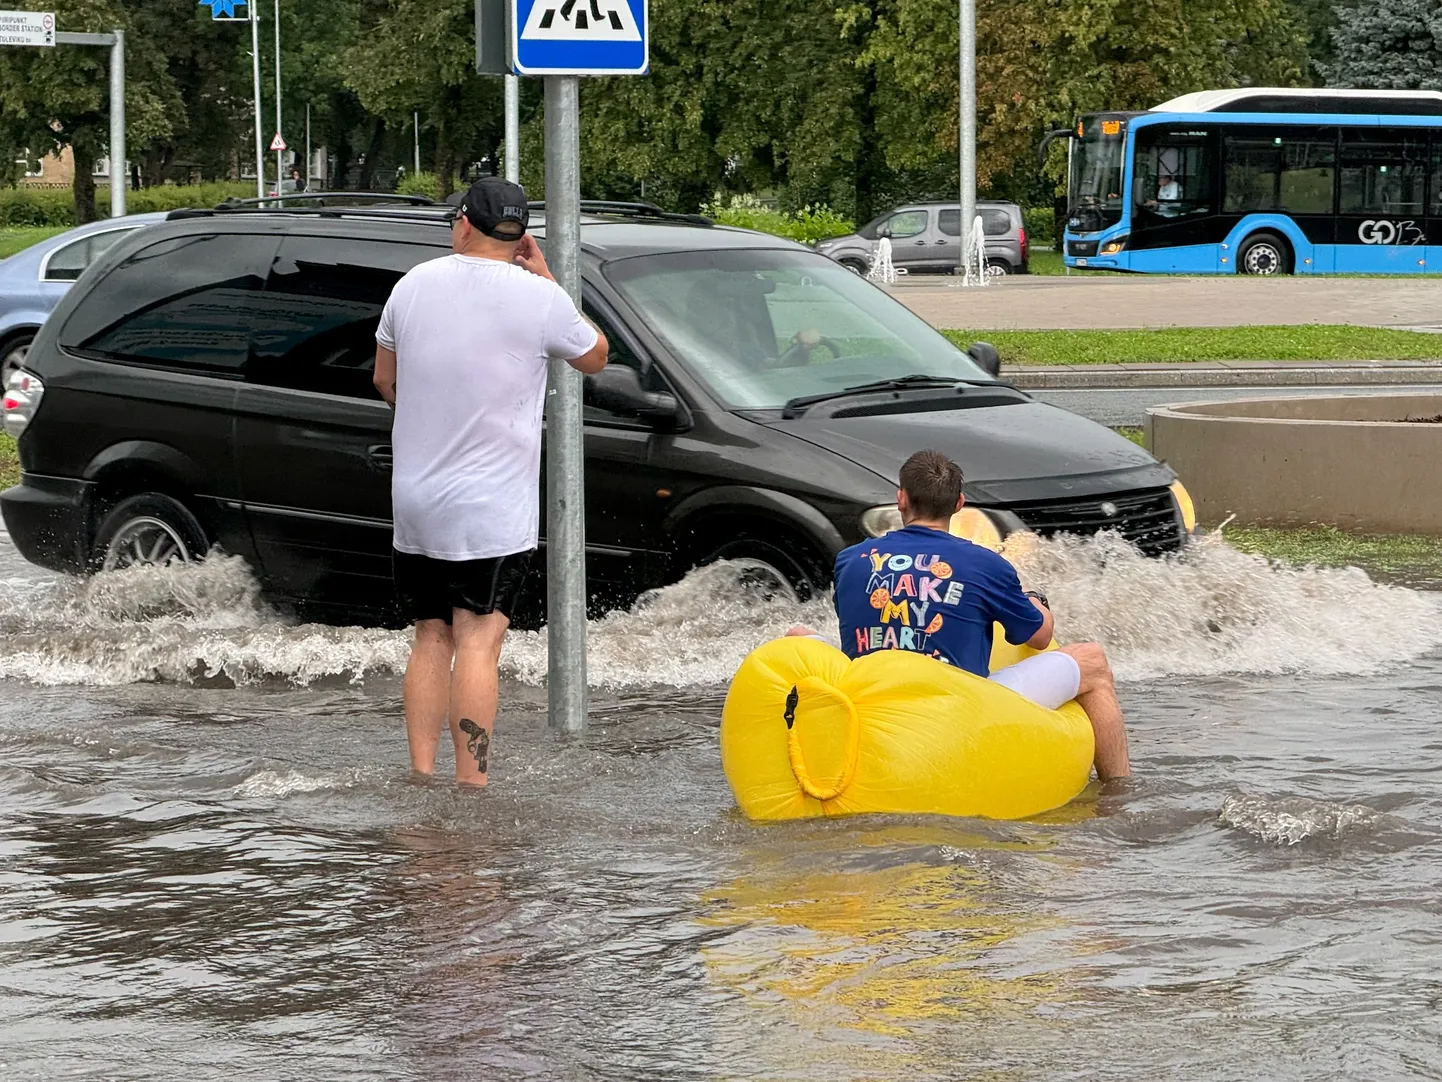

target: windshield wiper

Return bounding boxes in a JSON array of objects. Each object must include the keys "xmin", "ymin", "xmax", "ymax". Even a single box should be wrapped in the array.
[{"xmin": 781, "ymin": 375, "xmax": 990, "ymax": 419}]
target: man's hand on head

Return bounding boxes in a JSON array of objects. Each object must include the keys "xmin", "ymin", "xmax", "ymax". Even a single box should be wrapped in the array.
[{"xmin": 514, "ymin": 235, "xmax": 555, "ymax": 282}]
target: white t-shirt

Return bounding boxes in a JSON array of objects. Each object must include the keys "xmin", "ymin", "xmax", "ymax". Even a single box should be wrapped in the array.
[{"xmin": 375, "ymin": 254, "xmax": 598, "ymax": 560}]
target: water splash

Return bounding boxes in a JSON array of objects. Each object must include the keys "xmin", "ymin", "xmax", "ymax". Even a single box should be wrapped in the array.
[
  {"xmin": 1218, "ymin": 793, "xmax": 1380, "ymax": 845},
  {"xmin": 0, "ymin": 534, "xmax": 1437, "ymax": 689}
]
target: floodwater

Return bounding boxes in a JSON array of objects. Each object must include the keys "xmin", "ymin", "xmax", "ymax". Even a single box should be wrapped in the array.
[{"xmin": 2, "ymin": 527, "xmax": 1441, "ymax": 1080}]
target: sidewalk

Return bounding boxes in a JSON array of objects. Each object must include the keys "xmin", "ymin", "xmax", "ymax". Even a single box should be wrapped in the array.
[
  {"xmin": 893, "ymin": 274, "xmax": 1442, "ymax": 331},
  {"xmin": 1006, "ymin": 359, "xmax": 1442, "ymax": 389}
]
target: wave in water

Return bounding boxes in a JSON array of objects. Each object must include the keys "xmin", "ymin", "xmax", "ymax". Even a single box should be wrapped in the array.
[
  {"xmin": 1218, "ymin": 793, "xmax": 1381, "ymax": 845},
  {"xmin": 0, "ymin": 533, "xmax": 1437, "ymax": 688}
]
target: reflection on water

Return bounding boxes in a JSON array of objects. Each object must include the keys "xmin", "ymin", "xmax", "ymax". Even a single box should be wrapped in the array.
[{"xmin": 1, "ymin": 527, "xmax": 1442, "ymax": 1078}]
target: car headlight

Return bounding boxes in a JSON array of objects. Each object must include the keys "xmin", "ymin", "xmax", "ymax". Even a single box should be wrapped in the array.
[
  {"xmin": 861, "ymin": 505, "xmax": 904, "ymax": 538},
  {"xmin": 948, "ymin": 507, "xmax": 1004, "ymax": 551},
  {"xmin": 1170, "ymin": 480, "xmax": 1197, "ymax": 533},
  {"xmin": 1100, "ymin": 235, "xmax": 1128, "ymax": 255}
]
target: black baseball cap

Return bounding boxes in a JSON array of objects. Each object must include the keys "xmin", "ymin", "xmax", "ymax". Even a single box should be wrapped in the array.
[{"xmin": 451, "ymin": 176, "xmax": 529, "ymax": 240}]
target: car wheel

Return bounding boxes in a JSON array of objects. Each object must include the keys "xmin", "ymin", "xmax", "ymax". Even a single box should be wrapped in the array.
[
  {"xmin": 839, "ymin": 258, "xmax": 867, "ymax": 275},
  {"xmin": 1238, "ymin": 232, "xmax": 1291, "ymax": 276},
  {"xmin": 0, "ymin": 332, "xmax": 34, "ymax": 386},
  {"xmin": 91, "ymin": 493, "xmax": 209, "ymax": 572},
  {"xmin": 695, "ymin": 537, "xmax": 822, "ymax": 603},
  {"xmin": 986, "ymin": 259, "xmax": 1011, "ymax": 277}
]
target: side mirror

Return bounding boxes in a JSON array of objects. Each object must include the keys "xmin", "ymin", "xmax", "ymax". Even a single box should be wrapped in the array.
[
  {"xmin": 584, "ymin": 366, "xmax": 681, "ymax": 428},
  {"xmin": 967, "ymin": 340, "xmax": 1001, "ymax": 378}
]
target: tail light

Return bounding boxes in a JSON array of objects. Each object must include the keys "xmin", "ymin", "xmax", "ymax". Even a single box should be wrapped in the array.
[
  {"xmin": 3, "ymin": 369, "xmax": 44, "ymax": 438},
  {"xmin": 1019, "ymin": 225, "xmax": 1028, "ymax": 263}
]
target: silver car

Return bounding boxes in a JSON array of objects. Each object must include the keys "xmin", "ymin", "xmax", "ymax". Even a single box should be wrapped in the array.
[
  {"xmin": 816, "ymin": 200, "xmax": 1029, "ymax": 276},
  {"xmin": 0, "ymin": 213, "xmax": 167, "ymax": 384}
]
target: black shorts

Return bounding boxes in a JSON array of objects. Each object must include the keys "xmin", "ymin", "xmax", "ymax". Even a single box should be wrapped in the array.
[{"xmin": 392, "ymin": 548, "xmax": 535, "ymax": 625}]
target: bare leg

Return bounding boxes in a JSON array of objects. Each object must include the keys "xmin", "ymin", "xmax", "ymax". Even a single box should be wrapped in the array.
[
  {"xmin": 405, "ymin": 619, "xmax": 454, "ymax": 776},
  {"xmin": 785, "ymin": 625, "xmax": 818, "ymax": 637},
  {"xmin": 449, "ymin": 608, "xmax": 510, "ymax": 786},
  {"xmin": 1059, "ymin": 642, "xmax": 1131, "ymax": 780}
]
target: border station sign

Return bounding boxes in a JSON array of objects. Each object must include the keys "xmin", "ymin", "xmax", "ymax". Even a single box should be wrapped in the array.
[
  {"xmin": 511, "ymin": 0, "xmax": 646, "ymax": 75},
  {"xmin": 0, "ymin": 10, "xmax": 55, "ymax": 47}
]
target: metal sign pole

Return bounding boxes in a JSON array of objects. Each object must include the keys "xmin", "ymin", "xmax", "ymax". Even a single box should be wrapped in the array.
[
  {"xmin": 543, "ymin": 74, "xmax": 586, "ymax": 734},
  {"xmin": 108, "ymin": 29, "xmax": 124, "ymax": 216},
  {"xmin": 273, "ymin": 0, "xmax": 283, "ymax": 193},
  {"xmin": 958, "ymin": 0, "xmax": 976, "ymax": 277},
  {"xmin": 504, "ymin": 74, "xmax": 520, "ymax": 182},
  {"xmin": 250, "ymin": 4, "xmax": 264, "ymax": 199}
]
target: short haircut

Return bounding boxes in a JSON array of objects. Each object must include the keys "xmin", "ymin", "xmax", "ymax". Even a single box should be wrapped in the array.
[{"xmin": 899, "ymin": 450, "xmax": 964, "ymax": 520}]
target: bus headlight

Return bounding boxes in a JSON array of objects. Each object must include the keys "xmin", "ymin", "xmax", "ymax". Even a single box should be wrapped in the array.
[
  {"xmin": 948, "ymin": 507, "xmax": 1004, "ymax": 551},
  {"xmin": 861, "ymin": 505, "xmax": 904, "ymax": 537},
  {"xmin": 1100, "ymin": 235, "xmax": 1128, "ymax": 255},
  {"xmin": 1170, "ymin": 480, "xmax": 1198, "ymax": 533}
]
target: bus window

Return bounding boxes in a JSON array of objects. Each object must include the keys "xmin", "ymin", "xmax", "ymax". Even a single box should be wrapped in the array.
[
  {"xmin": 1224, "ymin": 129, "xmax": 1337, "ymax": 216},
  {"xmin": 1340, "ymin": 129, "xmax": 1427, "ymax": 215},
  {"xmin": 1224, "ymin": 136, "xmax": 1281, "ymax": 212},
  {"xmin": 1432, "ymin": 139, "xmax": 1442, "ymax": 214},
  {"xmin": 1279, "ymin": 131, "xmax": 1336, "ymax": 214},
  {"xmin": 1134, "ymin": 127, "xmax": 1213, "ymax": 218}
]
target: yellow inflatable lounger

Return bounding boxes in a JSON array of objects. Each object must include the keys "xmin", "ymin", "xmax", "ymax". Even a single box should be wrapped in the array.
[{"xmin": 721, "ymin": 634, "xmax": 1095, "ymax": 821}]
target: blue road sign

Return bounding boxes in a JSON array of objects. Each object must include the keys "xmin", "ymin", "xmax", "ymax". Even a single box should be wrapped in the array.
[
  {"xmin": 201, "ymin": 0, "xmax": 247, "ymax": 18},
  {"xmin": 511, "ymin": 0, "xmax": 647, "ymax": 76}
]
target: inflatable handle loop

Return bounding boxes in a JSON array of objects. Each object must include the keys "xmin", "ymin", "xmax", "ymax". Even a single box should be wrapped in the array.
[{"xmin": 785, "ymin": 676, "xmax": 861, "ymax": 802}]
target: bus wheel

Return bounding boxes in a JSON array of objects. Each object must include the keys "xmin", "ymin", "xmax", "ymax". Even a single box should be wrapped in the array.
[{"xmin": 1238, "ymin": 233, "xmax": 1291, "ymax": 276}]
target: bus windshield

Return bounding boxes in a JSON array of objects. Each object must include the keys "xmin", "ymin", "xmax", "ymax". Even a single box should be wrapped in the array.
[{"xmin": 1070, "ymin": 117, "xmax": 1127, "ymax": 232}]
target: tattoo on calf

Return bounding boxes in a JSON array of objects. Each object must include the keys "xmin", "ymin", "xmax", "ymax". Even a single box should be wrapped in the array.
[{"xmin": 458, "ymin": 718, "xmax": 490, "ymax": 774}]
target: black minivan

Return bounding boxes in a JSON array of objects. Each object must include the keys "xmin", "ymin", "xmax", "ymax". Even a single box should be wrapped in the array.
[{"xmin": 1, "ymin": 201, "xmax": 1195, "ymax": 625}]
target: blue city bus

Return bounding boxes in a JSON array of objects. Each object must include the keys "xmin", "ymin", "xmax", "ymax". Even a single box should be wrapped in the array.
[{"xmin": 1059, "ymin": 88, "xmax": 1442, "ymax": 274}]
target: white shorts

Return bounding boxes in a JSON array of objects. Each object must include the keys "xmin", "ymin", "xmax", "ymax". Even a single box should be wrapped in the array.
[{"xmin": 988, "ymin": 652, "xmax": 1082, "ymax": 710}]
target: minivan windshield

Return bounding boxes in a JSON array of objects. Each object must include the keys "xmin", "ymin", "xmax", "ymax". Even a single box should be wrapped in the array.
[{"xmin": 602, "ymin": 248, "xmax": 993, "ymax": 410}]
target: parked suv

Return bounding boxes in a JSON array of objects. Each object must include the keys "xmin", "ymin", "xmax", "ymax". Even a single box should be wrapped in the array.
[
  {"xmin": 2, "ymin": 199, "xmax": 1188, "ymax": 626},
  {"xmin": 817, "ymin": 200, "xmax": 1029, "ymax": 276}
]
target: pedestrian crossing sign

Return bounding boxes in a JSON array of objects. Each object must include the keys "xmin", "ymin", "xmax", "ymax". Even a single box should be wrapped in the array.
[{"xmin": 511, "ymin": 0, "xmax": 647, "ymax": 76}]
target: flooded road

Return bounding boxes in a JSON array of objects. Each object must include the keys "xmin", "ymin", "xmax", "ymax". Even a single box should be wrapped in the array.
[{"xmin": 2, "ymin": 527, "xmax": 1440, "ymax": 1080}]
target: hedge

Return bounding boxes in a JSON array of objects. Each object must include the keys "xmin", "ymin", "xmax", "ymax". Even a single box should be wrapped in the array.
[
  {"xmin": 0, "ymin": 182, "xmax": 255, "ymax": 227},
  {"xmin": 395, "ymin": 171, "xmax": 442, "ymax": 201},
  {"xmin": 701, "ymin": 195, "xmax": 854, "ymax": 245},
  {"xmin": 1023, "ymin": 206, "xmax": 1056, "ymax": 248}
]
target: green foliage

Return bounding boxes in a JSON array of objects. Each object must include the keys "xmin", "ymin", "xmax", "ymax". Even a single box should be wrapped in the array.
[
  {"xmin": 0, "ymin": 226, "xmax": 64, "ymax": 257},
  {"xmin": 1022, "ymin": 207, "xmax": 1055, "ymax": 247},
  {"xmin": 1223, "ymin": 525, "xmax": 1442, "ymax": 587},
  {"xmin": 1322, "ymin": 0, "xmax": 1442, "ymax": 89},
  {"xmin": 938, "ymin": 326, "xmax": 1442, "ymax": 364},
  {"xmin": 395, "ymin": 171, "xmax": 442, "ymax": 201},
  {"xmin": 701, "ymin": 195, "xmax": 854, "ymax": 245},
  {"xmin": 0, "ymin": 183, "xmax": 251, "ymax": 226},
  {"xmin": 0, "ymin": 432, "xmax": 15, "ymax": 489}
]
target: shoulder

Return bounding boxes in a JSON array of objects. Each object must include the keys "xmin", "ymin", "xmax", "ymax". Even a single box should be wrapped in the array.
[
  {"xmin": 960, "ymin": 543, "xmax": 1020, "ymax": 582},
  {"xmin": 391, "ymin": 253, "xmax": 457, "ymax": 291}
]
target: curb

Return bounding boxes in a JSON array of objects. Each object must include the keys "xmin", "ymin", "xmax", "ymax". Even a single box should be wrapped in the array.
[{"xmin": 1007, "ymin": 362, "xmax": 1442, "ymax": 390}]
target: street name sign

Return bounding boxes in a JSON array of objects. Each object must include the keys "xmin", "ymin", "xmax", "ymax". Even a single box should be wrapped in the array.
[
  {"xmin": 511, "ymin": 0, "xmax": 646, "ymax": 75},
  {"xmin": 0, "ymin": 11, "xmax": 54, "ymax": 47}
]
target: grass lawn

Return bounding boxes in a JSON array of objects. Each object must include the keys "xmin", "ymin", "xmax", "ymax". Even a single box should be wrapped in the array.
[
  {"xmin": 1223, "ymin": 524, "xmax": 1442, "ymax": 587},
  {"xmin": 0, "ymin": 226, "xmax": 66, "ymax": 259},
  {"xmin": 941, "ymin": 325, "xmax": 1442, "ymax": 365},
  {"xmin": 0, "ymin": 433, "xmax": 16, "ymax": 488}
]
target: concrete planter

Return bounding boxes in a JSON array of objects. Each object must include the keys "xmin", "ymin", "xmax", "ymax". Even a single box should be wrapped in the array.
[{"xmin": 1146, "ymin": 393, "xmax": 1442, "ymax": 533}]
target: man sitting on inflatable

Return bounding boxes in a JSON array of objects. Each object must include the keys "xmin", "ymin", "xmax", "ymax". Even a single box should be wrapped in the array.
[{"xmin": 789, "ymin": 449, "xmax": 1130, "ymax": 780}]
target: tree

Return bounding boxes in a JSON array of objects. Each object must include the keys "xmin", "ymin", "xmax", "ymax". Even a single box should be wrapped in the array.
[
  {"xmin": 1323, "ymin": 0, "xmax": 1442, "ymax": 89},
  {"xmin": 0, "ymin": 0, "xmax": 173, "ymax": 220},
  {"xmin": 344, "ymin": 0, "xmax": 503, "ymax": 195}
]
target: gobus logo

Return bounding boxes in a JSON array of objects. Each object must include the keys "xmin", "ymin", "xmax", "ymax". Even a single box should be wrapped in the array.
[{"xmin": 1357, "ymin": 220, "xmax": 1426, "ymax": 246}]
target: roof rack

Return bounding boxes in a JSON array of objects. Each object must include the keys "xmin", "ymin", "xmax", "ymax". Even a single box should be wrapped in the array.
[
  {"xmin": 215, "ymin": 191, "xmax": 439, "ymax": 208},
  {"xmin": 528, "ymin": 199, "xmax": 713, "ymax": 227}
]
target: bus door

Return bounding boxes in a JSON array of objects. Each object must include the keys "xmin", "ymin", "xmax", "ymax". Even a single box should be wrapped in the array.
[
  {"xmin": 1129, "ymin": 125, "xmax": 1221, "ymax": 272},
  {"xmin": 1336, "ymin": 127, "xmax": 1429, "ymax": 274}
]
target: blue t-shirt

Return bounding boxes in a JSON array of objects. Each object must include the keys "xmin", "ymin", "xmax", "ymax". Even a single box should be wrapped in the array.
[{"xmin": 833, "ymin": 525, "xmax": 1044, "ymax": 677}]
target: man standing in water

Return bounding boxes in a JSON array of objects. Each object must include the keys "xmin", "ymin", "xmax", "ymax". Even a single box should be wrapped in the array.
[
  {"xmin": 373, "ymin": 177, "xmax": 609, "ymax": 785},
  {"xmin": 790, "ymin": 450, "xmax": 1130, "ymax": 779}
]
